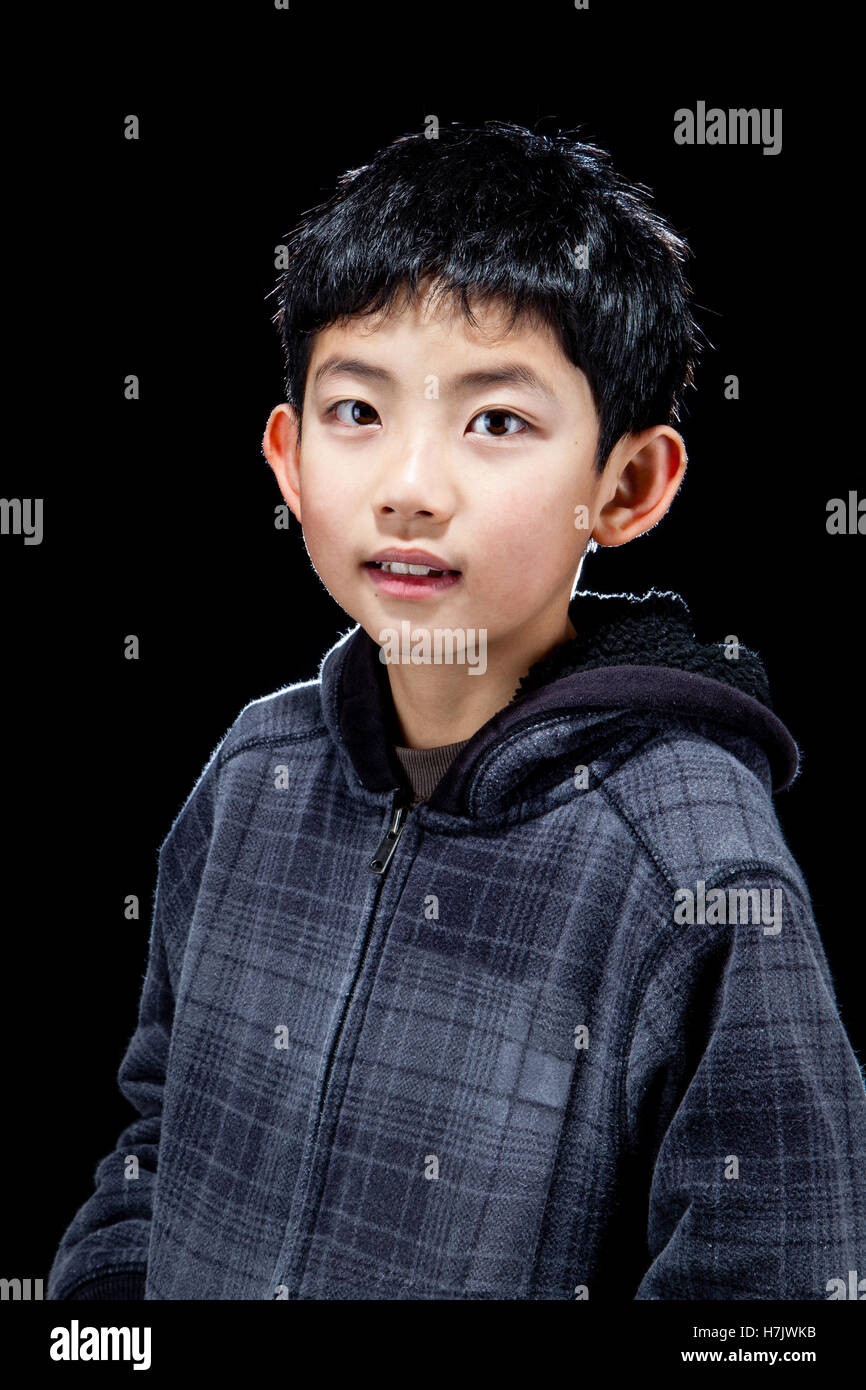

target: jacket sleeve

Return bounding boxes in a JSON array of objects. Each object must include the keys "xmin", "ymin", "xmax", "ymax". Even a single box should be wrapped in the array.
[
  {"xmin": 46, "ymin": 743, "xmax": 223, "ymax": 1301},
  {"xmin": 625, "ymin": 867, "xmax": 866, "ymax": 1300}
]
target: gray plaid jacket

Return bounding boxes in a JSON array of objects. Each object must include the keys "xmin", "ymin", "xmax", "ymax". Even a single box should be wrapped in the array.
[{"xmin": 47, "ymin": 591, "xmax": 866, "ymax": 1299}]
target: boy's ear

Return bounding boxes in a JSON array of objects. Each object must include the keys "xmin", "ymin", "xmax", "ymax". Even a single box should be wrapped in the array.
[
  {"xmin": 262, "ymin": 404, "xmax": 303, "ymax": 523},
  {"xmin": 592, "ymin": 426, "xmax": 687, "ymax": 548}
]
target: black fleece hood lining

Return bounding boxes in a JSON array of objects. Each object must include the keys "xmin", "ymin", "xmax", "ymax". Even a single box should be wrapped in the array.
[{"xmin": 336, "ymin": 589, "xmax": 799, "ymax": 813}]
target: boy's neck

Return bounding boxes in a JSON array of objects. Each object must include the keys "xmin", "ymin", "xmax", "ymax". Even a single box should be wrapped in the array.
[{"xmin": 385, "ymin": 610, "xmax": 578, "ymax": 750}]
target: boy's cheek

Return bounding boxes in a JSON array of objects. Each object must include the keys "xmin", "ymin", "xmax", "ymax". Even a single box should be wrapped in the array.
[{"xmin": 300, "ymin": 505, "xmax": 366, "ymax": 584}]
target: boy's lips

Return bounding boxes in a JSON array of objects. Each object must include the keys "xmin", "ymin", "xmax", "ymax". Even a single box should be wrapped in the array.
[
  {"xmin": 365, "ymin": 548, "xmax": 460, "ymax": 573},
  {"xmin": 363, "ymin": 548, "xmax": 462, "ymax": 598}
]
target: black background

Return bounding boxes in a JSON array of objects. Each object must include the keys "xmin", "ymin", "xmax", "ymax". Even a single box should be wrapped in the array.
[{"xmin": 3, "ymin": 1, "xmax": 862, "ymax": 1299}]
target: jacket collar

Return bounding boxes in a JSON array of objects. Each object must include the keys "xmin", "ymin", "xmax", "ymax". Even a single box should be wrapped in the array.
[{"xmin": 319, "ymin": 589, "xmax": 799, "ymax": 821}]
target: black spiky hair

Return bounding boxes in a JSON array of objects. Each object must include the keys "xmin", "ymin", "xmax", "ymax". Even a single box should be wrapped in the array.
[{"xmin": 271, "ymin": 119, "xmax": 704, "ymax": 471}]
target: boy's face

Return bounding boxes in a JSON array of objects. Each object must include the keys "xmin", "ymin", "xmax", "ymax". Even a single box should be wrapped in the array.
[{"xmin": 265, "ymin": 284, "xmax": 624, "ymax": 655}]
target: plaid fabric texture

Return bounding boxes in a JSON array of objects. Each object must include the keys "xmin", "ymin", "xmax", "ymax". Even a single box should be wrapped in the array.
[{"xmin": 47, "ymin": 595, "xmax": 866, "ymax": 1299}]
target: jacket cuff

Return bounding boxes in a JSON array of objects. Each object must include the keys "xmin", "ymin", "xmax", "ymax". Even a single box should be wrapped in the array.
[{"xmin": 63, "ymin": 1270, "xmax": 147, "ymax": 1300}]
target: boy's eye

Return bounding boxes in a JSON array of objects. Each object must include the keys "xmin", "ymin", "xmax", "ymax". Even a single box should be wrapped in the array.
[
  {"xmin": 467, "ymin": 409, "xmax": 529, "ymax": 437},
  {"xmin": 332, "ymin": 399, "xmax": 380, "ymax": 426}
]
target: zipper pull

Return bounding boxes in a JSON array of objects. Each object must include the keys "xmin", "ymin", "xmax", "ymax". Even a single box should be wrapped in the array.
[{"xmin": 370, "ymin": 799, "xmax": 409, "ymax": 875}]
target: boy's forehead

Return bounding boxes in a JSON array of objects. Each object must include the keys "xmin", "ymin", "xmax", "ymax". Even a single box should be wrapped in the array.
[{"xmin": 306, "ymin": 289, "xmax": 584, "ymax": 392}]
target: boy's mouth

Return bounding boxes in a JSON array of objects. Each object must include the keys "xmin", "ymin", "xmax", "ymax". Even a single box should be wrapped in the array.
[
  {"xmin": 363, "ymin": 551, "xmax": 462, "ymax": 597},
  {"xmin": 365, "ymin": 547, "xmax": 460, "ymax": 575}
]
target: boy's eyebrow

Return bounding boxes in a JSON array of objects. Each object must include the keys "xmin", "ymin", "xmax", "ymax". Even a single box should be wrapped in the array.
[{"xmin": 312, "ymin": 355, "xmax": 561, "ymax": 402}]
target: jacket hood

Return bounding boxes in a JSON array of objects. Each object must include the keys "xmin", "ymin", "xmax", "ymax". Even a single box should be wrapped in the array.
[{"xmin": 319, "ymin": 589, "xmax": 799, "ymax": 822}]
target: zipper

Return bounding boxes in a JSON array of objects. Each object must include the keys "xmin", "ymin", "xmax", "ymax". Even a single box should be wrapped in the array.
[
  {"xmin": 311, "ymin": 793, "xmax": 411, "ymax": 1146},
  {"xmin": 369, "ymin": 797, "xmax": 409, "ymax": 875},
  {"xmin": 277, "ymin": 792, "xmax": 413, "ymax": 1296}
]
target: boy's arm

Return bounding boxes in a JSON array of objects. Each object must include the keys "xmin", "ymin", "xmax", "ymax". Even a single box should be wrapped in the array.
[
  {"xmin": 625, "ymin": 868, "xmax": 866, "ymax": 1301},
  {"xmin": 46, "ymin": 746, "xmax": 221, "ymax": 1301}
]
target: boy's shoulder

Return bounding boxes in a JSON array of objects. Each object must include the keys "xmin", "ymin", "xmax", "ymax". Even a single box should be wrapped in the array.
[
  {"xmin": 597, "ymin": 719, "xmax": 808, "ymax": 900},
  {"xmin": 161, "ymin": 678, "xmax": 327, "ymax": 853},
  {"xmin": 219, "ymin": 676, "xmax": 327, "ymax": 765}
]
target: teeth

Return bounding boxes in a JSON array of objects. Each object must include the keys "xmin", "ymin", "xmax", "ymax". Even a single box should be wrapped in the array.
[{"xmin": 376, "ymin": 561, "xmax": 445, "ymax": 575}]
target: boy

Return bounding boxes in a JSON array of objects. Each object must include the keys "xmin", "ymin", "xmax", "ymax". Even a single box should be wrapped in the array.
[{"xmin": 48, "ymin": 121, "xmax": 866, "ymax": 1300}]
